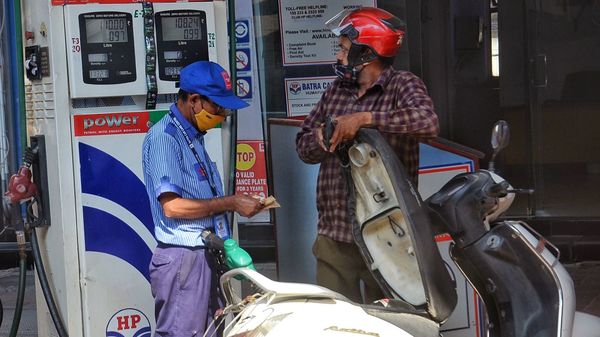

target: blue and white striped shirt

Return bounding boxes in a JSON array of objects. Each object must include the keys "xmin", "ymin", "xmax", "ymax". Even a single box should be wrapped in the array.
[{"xmin": 142, "ymin": 104, "xmax": 225, "ymax": 247}]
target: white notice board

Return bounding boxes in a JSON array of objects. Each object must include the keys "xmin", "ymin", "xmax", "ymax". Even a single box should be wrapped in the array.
[{"xmin": 278, "ymin": 0, "xmax": 376, "ymax": 66}]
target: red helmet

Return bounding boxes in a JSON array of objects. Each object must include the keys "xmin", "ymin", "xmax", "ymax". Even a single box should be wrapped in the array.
[{"xmin": 326, "ymin": 7, "xmax": 406, "ymax": 58}]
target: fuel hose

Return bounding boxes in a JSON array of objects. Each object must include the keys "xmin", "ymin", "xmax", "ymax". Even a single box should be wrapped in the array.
[
  {"xmin": 8, "ymin": 236, "xmax": 26, "ymax": 337},
  {"xmin": 30, "ymin": 228, "xmax": 68, "ymax": 337},
  {"xmin": 8, "ymin": 202, "xmax": 27, "ymax": 337}
]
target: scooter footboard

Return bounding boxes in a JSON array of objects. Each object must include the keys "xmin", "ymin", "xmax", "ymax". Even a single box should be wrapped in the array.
[{"xmin": 452, "ymin": 221, "xmax": 568, "ymax": 337}]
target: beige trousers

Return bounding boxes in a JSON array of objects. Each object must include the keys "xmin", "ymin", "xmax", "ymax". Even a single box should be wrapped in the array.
[{"xmin": 312, "ymin": 234, "xmax": 384, "ymax": 304}]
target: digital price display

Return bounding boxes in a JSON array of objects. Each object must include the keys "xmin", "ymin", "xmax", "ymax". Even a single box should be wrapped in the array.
[
  {"xmin": 162, "ymin": 16, "xmax": 202, "ymax": 41},
  {"xmin": 88, "ymin": 53, "xmax": 109, "ymax": 63},
  {"xmin": 79, "ymin": 12, "xmax": 136, "ymax": 84},
  {"xmin": 86, "ymin": 18, "xmax": 128, "ymax": 43},
  {"xmin": 155, "ymin": 10, "xmax": 208, "ymax": 81},
  {"xmin": 89, "ymin": 69, "xmax": 109, "ymax": 79}
]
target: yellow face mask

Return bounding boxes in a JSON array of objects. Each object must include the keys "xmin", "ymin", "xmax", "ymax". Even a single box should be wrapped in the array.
[{"xmin": 194, "ymin": 109, "xmax": 225, "ymax": 131}]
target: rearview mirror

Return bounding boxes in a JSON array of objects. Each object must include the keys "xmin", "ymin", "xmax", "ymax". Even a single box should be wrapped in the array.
[
  {"xmin": 491, "ymin": 120, "xmax": 510, "ymax": 152},
  {"xmin": 489, "ymin": 120, "xmax": 510, "ymax": 171}
]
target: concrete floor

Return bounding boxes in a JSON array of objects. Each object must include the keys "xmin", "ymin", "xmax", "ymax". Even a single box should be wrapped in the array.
[
  {"xmin": 0, "ymin": 268, "xmax": 37, "ymax": 336},
  {"xmin": 0, "ymin": 262, "xmax": 599, "ymax": 336}
]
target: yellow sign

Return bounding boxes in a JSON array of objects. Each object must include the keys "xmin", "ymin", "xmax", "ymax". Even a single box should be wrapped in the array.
[{"xmin": 236, "ymin": 143, "xmax": 256, "ymax": 171}]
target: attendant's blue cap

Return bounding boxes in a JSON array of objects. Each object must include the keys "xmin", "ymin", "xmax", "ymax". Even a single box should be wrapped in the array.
[{"xmin": 179, "ymin": 61, "xmax": 249, "ymax": 110}]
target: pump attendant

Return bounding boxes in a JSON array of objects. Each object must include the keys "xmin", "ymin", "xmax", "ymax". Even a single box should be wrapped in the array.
[
  {"xmin": 142, "ymin": 61, "xmax": 263, "ymax": 336},
  {"xmin": 296, "ymin": 7, "xmax": 439, "ymax": 304}
]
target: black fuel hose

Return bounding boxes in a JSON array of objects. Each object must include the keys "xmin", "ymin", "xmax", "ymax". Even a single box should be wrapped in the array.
[
  {"xmin": 8, "ymin": 255, "xmax": 26, "ymax": 337},
  {"xmin": 30, "ymin": 228, "xmax": 69, "ymax": 337},
  {"xmin": 8, "ymin": 203, "xmax": 28, "ymax": 337}
]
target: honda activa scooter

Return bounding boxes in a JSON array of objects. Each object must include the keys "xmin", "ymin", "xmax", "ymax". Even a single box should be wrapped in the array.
[{"xmin": 208, "ymin": 121, "xmax": 600, "ymax": 337}]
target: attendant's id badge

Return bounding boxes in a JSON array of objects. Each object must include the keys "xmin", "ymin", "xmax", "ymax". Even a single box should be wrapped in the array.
[{"xmin": 213, "ymin": 214, "xmax": 230, "ymax": 240}]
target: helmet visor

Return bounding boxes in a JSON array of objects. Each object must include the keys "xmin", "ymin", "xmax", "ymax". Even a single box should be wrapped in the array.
[{"xmin": 325, "ymin": 8, "xmax": 356, "ymax": 36}]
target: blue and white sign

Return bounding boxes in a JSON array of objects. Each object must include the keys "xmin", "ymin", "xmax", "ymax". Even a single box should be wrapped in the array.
[
  {"xmin": 235, "ymin": 20, "xmax": 250, "ymax": 44},
  {"xmin": 236, "ymin": 77, "xmax": 252, "ymax": 99},
  {"xmin": 236, "ymin": 49, "xmax": 251, "ymax": 72},
  {"xmin": 284, "ymin": 76, "xmax": 336, "ymax": 117}
]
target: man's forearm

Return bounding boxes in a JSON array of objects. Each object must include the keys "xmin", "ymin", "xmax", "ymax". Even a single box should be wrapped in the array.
[{"xmin": 162, "ymin": 195, "xmax": 234, "ymax": 219}]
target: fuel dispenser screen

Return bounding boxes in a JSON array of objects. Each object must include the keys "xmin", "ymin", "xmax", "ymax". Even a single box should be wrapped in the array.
[
  {"xmin": 161, "ymin": 16, "xmax": 202, "ymax": 41},
  {"xmin": 85, "ymin": 18, "xmax": 128, "ymax": 43},
  {"xmin": 156, "ymin": 10, "xmax": 208, "ymax": 81},
  {"xmin": 79, "ymin": 12, "xmax": 136, "ymax": 84}
]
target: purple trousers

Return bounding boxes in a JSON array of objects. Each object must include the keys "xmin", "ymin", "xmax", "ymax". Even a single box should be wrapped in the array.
[{"xmin": 149, "ymin": 245, "xmax": 222, "ymax": 337}]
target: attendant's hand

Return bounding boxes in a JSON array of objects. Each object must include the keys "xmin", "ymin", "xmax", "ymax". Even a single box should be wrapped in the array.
[
  {"xmin": 232, "ymin": 194, "xmax": 264, "ymax": 218},
  {"xmin": 329, "ymin": 112, "xmax": 372, "ymax": 151}
]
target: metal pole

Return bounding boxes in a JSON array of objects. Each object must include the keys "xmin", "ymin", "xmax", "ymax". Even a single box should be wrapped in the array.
[{"xmin": 227, "ymin": 0, "xmax": 238, "ymax": 234}]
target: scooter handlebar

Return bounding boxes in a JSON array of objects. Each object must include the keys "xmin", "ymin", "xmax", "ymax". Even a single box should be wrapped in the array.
[{"xmin": 507, "ymin": 188, "xmax": 535, "ymax": 195}]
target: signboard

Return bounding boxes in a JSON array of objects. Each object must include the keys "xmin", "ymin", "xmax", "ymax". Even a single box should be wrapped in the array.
[
  {"xmin": 284, "ymin": 76, "xmax": 336, "ymax": 117},
  {"xmin": 235, "ymin": 141, "xmax": 269, "ymax": 222},
  {"xmin": 278, "ymin": 0, "xmax": 375, "ymax": 65},
  {"xmin": 236, "ymin": 49, "xmax": 251, "ymax": 72},
  {"xmin": 236, "ymin": 76, "xmax": 252, "ymax": 99},
  {"xmin": 73, "ymin": 111, "xmax": 164, "ymax": 137},
  {"xmin": 418, "ymin": 164, "xmax": 472, "ymax": 200},
  {"xmin": 235, "ymin": 20, "xmax": 250, "ymax": 44}
]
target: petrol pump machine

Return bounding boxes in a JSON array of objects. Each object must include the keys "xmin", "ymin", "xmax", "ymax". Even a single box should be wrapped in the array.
[{"xmin": 21, "ymin": 1, "xmax": 230, "ymax": 336}]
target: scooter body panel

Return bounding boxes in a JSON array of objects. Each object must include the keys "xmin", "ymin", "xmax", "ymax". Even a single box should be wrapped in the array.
[
  {"xmin": 509, "ymin": 222, "xmax": 576, "ymax": 337},
  {"xmin": 573, "ymin": 312, "xmax": 600, "ymax": 337},
  {"xmin": 225, "ymin": 297, "xmax": 437, "ymax": 337},
  {"xmin": 451, "ymin": 222, "xmax": 566, "ymax": 337},
  {"xmin": 219, "ymin": 263, "xmax": 441, "ymax": 337}
]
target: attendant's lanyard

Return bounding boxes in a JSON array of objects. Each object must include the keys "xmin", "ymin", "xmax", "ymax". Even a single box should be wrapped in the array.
[{"xmin": 168, "ymin": 109, "xmax": 219, "ymax": 197}]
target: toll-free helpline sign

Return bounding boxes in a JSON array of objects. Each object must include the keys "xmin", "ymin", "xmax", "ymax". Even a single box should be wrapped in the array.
[{"xmin": 278, "ymin": 0, "xmax": 375, "ymax": 65}]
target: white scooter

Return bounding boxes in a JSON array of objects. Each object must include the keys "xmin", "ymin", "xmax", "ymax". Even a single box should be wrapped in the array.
[{"xmin": 209, "ymin": 121, "xmax": 600, "ymax": 337}]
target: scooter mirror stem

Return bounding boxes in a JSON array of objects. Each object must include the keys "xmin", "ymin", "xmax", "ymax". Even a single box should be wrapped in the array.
[{"xmin": 488, "ymin": 160, "xmax": 496, "ymax": 172}]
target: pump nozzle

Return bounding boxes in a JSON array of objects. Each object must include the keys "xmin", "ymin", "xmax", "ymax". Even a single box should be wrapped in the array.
[
  {"xmin": 4, "ymin": 145, "xmax": 40, "ymax": 204},
  {"xmin": 5, "ymin": 167, "xmax": 37, "ymax": 204}
]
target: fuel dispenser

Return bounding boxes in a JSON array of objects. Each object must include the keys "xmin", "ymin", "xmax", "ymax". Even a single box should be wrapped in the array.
[{"xmin": 20, "ymin": 1, "xmax": 231, "ymax": 336}]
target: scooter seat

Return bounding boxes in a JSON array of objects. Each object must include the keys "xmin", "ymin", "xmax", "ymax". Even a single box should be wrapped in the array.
[
  {"xmin": 221, "ymin": 268, "xmax": 351, "ymax": 303},
  {"xmin": 347, "ymin": 129, "xmax": 458, "ymax": 323}
]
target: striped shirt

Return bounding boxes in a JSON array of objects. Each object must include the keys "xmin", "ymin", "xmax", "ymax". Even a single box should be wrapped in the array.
[
  {"xmin": 142, "ymin": 104, "xmax": 225, "ymax": 247},
  {"xmin": 296, "ymin": 67, "xmax": 439, "ymax": 243}
]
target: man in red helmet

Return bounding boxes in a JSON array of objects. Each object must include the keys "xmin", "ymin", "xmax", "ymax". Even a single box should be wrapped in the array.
[{"xmin": 296, "ymin": 7, "xmax": 439, "ymax": 304}]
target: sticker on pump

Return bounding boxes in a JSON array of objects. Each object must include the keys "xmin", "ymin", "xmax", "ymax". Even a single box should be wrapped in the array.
[
  {"xmin": 73, "ymin": 111, "xmax": 167, "ymax": 137},
  {"xmin": 236, "ymin": 49, "xmax": 251, "ymax": 72},
  {"xmin": 236, "ymin": 77, "xmax": 252, "ymax": 99},
  {"xmin": 106, "ymin": 308, "xmax": 151, "ymax": 337},
  {"xmin": 235, "ymin": 20, "xmax": 250, "ymax": 44}
]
